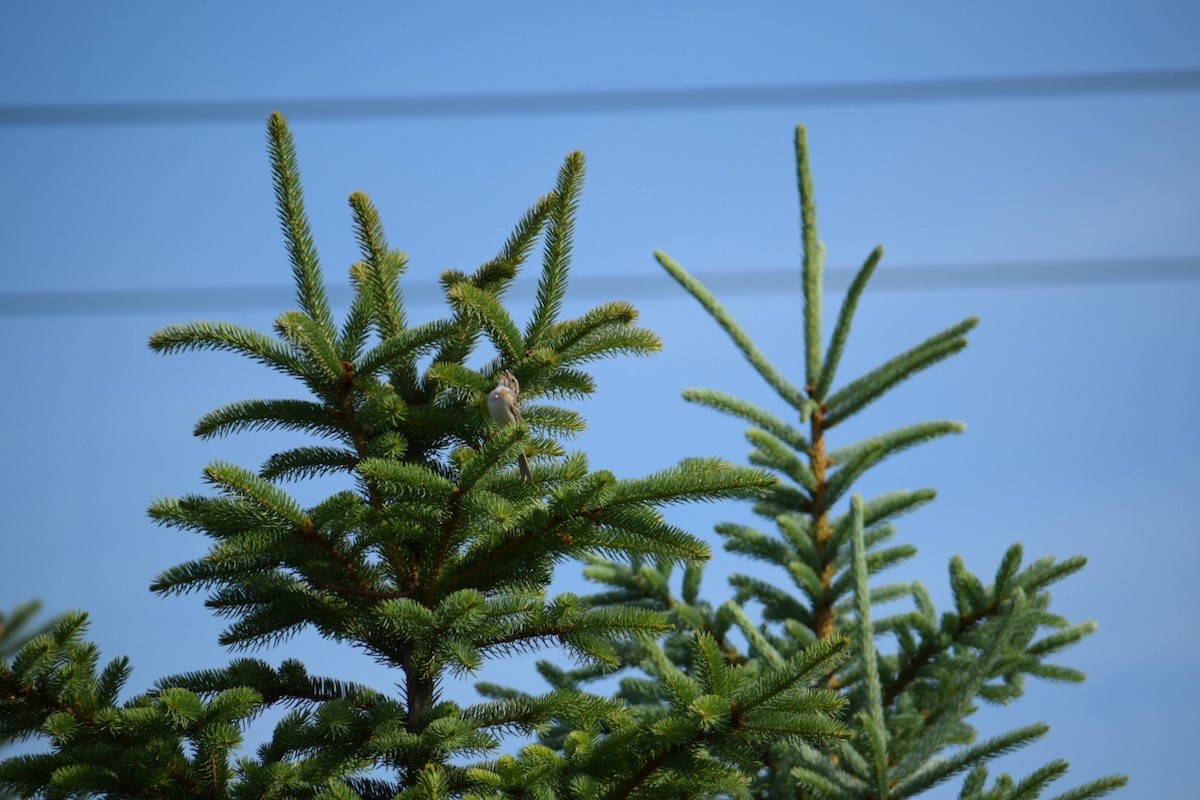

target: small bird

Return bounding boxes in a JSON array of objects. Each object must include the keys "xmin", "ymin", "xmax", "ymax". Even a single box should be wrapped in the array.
[{"xmin": 487, "ymin": 372, "xmax": 533, "ymax": 483}]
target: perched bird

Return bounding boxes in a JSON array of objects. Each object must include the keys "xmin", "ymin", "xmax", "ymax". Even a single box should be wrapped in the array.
[{"xmin": 487, "ymin": 372, "xmax": 533, "ymax": 483}]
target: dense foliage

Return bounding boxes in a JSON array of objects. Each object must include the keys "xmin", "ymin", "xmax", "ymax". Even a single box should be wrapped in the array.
[{"xmin": 0, "ymin": 116, "xmax": 1125, "ymax": 799}]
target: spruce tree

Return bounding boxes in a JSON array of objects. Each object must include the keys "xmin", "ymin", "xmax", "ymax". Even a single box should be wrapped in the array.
[
  {"xmin": 555, "ymin": 125, "xmax": 1128, "ymax": 799},
  {"xmin": 0, "ymin": 602, "xmax": 60, "ymax": 800},
  {"xmin": 0, "ymin": 114, "xmax": 856, "ymax": 799}
]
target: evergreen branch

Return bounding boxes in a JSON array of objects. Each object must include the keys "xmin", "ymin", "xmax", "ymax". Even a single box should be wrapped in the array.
[
  {"xmin": 718, "ymin": 522, "xmax": 792, "ymax": 568},
  {"xmin": 816, "ymin": 443, "xmax": 886, "ymax": 515},
  {"xmin": 814, "ymin": 245, "xmax": 883, "ymax": 401},
  {"xmin": 960, "ymin": 764, "xmax": 988, "ymax": 799},
  {"xmin": 260, "ymin": 446, "xmax": 358, "ymax": 482},
  {"xmin": 721, "ymin": 600, "xmax": 784, "ymax": 668},
  {"xmin": 447, "ymin": 281, "xmax": 524, "ymax": 366},
  {"xmin": 882, "ymin": 594, "xmax": 996, "ymax": 708},
  {"xmin": 831, "ymin": 738, "xmax": 876, "ymax": 791},
  {"xmin": 429, "ymin": 272, "xmax": 485, "ymax": 377},
  {"xmin": 738, "ymin": 706, "xmax": 848, "ymax": 743},
  {"xmin": 538, "ymin": 367, "xmax": 596, "ymax": 399},
  {"xmin": 157, "ymin": 657, "xmax": 378, "ymax": 708},
  {"xmin": 555, "ymin": 326, "xmax": 662, "ymax": 366},
  {"xmin": 655, "ymin": 250, "xmax": 808, "ymax": 410},
  {"xmin": 825, "ymin": 317, "xmax": 978, "ymax": 426},
  {"xmin": 546, "ymin": 301, "xmax": 637, "ymax": 353},
  {"xmin": 340, "ymin": 261, "xmax": 374, "ymax": 364},
  {"xmin": 525, "ymin": 152, "xmax": 584, "ymax": 349},
  {"xmin": 746, "ymin": 428, "xmax": 817, "ymax": 491},
  {"xmin": 731, "ymin": 635, "xmax": 849, "ymax": 713},
  {"xmin": 828, "ymin": 544, "xmax": 917, "ymax": 603},
  {"xmin": 193, "ymin": 398, "xmax": 342, "ymax": 441},
  {"xmin": 274, "ymin": 310, "xmax": 346, "ymax": 385},
  {"xmin": 877, "ymin": 552, "xmax": 1080, "ymax": 711},
  {"xmin": 428, "ymin": 196, "xmax": 551, "ymax": 371},
  {"xmin": 777, "ymin": 512, "xmax": 818, "ymax": 562},
  {"xmin": 892, "ymin": 591, "xmax": 1027, "ymax": 781},
  {"xmin": 850, "ymin": 496, "xmax": 890, "ymax": 797},
  {"xmin": 0, "ymin": 601, "xmax": 60, "ymax": 659},
  {"xmin": 357, "ymin": 458, "xmax": 458, "ymax": 502},
  {"xmin": 889, "ymin": 723, "xmax": 1050, "ymax": 798},
  {"xmin": 210, "ymin": 578, "xmax": 346, "ymax": 651},
  {"xmin": 1015, "ymin": 554, "xmax": 1088, "ymax": 593},
  {"xmin": 267, "ymin": 112, "xmax": 335, "ymax": 337},
  {"xmin": 357, "ymin": 319, "xmax": 455, "ymax": 382},
  {"xmin": 791, "ymin": 764, "xmax": 856, "ymax": 799},
  {"xmin": 837, "ymin": 583, "xmax": 912, "ymax": 622},
  {"xmin": 834, "ymin": 525, "xmax": 898, "ymax": 573},
  {"xmin": 753, "ymin": 484, "xmax": 813, "ymax": 518},
  {"xmin": 829, "ymin": 489, "xmax": 937, "ymax": 553},
  {"xmin": 1009, "ymin": 759, "xmax": 1072, "ymax": 800},
  {"xmin": 147, "ymin": 497, "xmax": 279, "ymax": 548},
  {"xmin": 590, "ymin": 507, "xmax": 712, "ymax": 563},
  {"xmin": 827, "ymin": 420, "xmax": 966, "ymax": 471},
  {"xmin": 424, "ymin": 361, "xmax": 494, "ymax": 397},
  {"xmin": 578, "ymin": 556, "xmax": 672, "ymax": 607},
  {"xmin": 950, "ymin": 555, "xmax": 988, "ymax": 617},
  {"xmin": 728, "ymin": 573, "xmax": 814, "ymax": 627},
  {"xmin": 459, "ymin": 426, "xmax": 528, "ymax": 491},
  {"xmin": 519, "ymin": 404, "xmax": 587, "ymax": 437},
  {"xmin": 464, "ymin": 691, "xmax": 624, "ymax": 738},
  {"xmin": 610, "ymin": 457, "xmax": 775, "ymax": 507},
  {"xmin": 994, "ymin": 542, "xmax": 1025, "ymax": 597},
  {"xmin": 348, "ymin": 190, "xmax": 407, "ymax": 339},
  {"xmin": 682, "ymin": 388, "xmax": 811, "ymax": 451},
  {"xmin": 910, "ymin": 580, "xmax": 939, "ymax": 636},
  {"xmin": 480, "ymin": 602, "xmax": 669, "ymax": 667},
  {"xmin": 856, "ymin": 710, "xmax": 891, "ymax": 800},
  {"xmin": 149, "ymin": 321, "xmax": 306, "ymax": 378},
  {"xmin": 691, "ymin": 632, "xmax": 735, "ymax": 697},
  {"xmin": 680, "ymin": 561, "xmax": 704, "ymax": 607},
  {"xmin": 203, "ymin": 461, "xmax": 306, "ymax": 526},
  {"xmin": 446, "ymin": 535, "xmax": 559, "ymax": 596},
  {"xmin": 1026, "ymin": 622, "xmax": 1097, "ymax": 662},
  {"xmin": 793, "ymin": 740, "xmax": 877, "ymax": 795},
  {"xmin": 1045, "ymin": 774, "xmax": 1130, "ymax": 800},
  {"xmin": 480, "ymin": 194, "xmax": 554, "ymax": 297},
  {"xmin": 648, "ymin": 642, "xmax": 700, "ymax": 710},
  {"xmin": 603, "ymin": 748, "xmax": 674, "ymax": 800},
  {"xmin": 0, "ymin": 614, "xmax": 251, "ymax": 797},
  {"xmin": 795, "ymin": 124, "xmax": 824, "ymax": 390},
  {"xmin": 358, "ymin": 393, "xmax": 408, "ymax": 443}
]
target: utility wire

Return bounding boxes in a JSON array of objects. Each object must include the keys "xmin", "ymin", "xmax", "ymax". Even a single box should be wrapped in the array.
[
  {"xmin": 2, "ymin": 256, "xmax": 1195, "ymax": 317},
  {"xmin": 2, "ymin": 69, "xmax": 1198, "ymax": 127}
]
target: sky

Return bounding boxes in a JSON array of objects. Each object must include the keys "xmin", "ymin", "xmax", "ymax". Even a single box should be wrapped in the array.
[{"xmin": 2, "ymin": 2, "xmax": 1198, "ymax": 796}]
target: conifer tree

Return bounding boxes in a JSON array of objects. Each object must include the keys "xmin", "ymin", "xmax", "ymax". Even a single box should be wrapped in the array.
[
  {"xmin": 556, "ymin": 126, "xmax": 1128, "ymax": 799},
  {"xmin": 0, "ymin": 115, "xmax": 853, "ymax": 799},
  {"xmin": 0, "ymin": 603, "xmax": 60, "ymax": 800}
]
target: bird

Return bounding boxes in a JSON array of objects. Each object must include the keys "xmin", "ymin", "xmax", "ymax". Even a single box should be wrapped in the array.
[{"xmin": 487, "ymin": 372, "xmax": 533, "ymax": 483}]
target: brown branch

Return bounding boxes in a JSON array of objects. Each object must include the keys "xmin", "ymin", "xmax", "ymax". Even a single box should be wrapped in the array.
[
  {"xmin": 610, "ymin": 749, "xmax": 671, "ymax": 800},
  {"xmin": 807, "ymin": 402, "xmax": 837, "ymax": 641}
]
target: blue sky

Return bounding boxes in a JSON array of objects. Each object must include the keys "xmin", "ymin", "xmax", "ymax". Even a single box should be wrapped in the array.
[{"xmin": 2, "ymin": 3, "xmax": 1198, "ymax": 796}]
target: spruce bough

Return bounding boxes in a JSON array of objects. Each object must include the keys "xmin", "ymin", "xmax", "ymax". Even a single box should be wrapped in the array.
[{"xmin": 0, "ymin": 117, "xmax": 1125, "ymax": 799}]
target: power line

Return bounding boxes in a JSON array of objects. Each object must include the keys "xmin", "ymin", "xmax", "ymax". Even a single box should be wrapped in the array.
[
  {"xmin": 2, "ymin": 69, "xmax": 1198, "ymax": 127},
  {"xmin": 2, "ymin": 256, "xmax": 1195, "ymax": 317}
]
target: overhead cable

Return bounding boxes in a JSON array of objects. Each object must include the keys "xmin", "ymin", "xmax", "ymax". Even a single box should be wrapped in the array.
[
  {"xmin": 1, "ymin": 256, "xmax": 1195, "ymax": 317},
  {"xmin": 2, "ymin": 69, "xmax": 1198, "ymax": 127}
]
